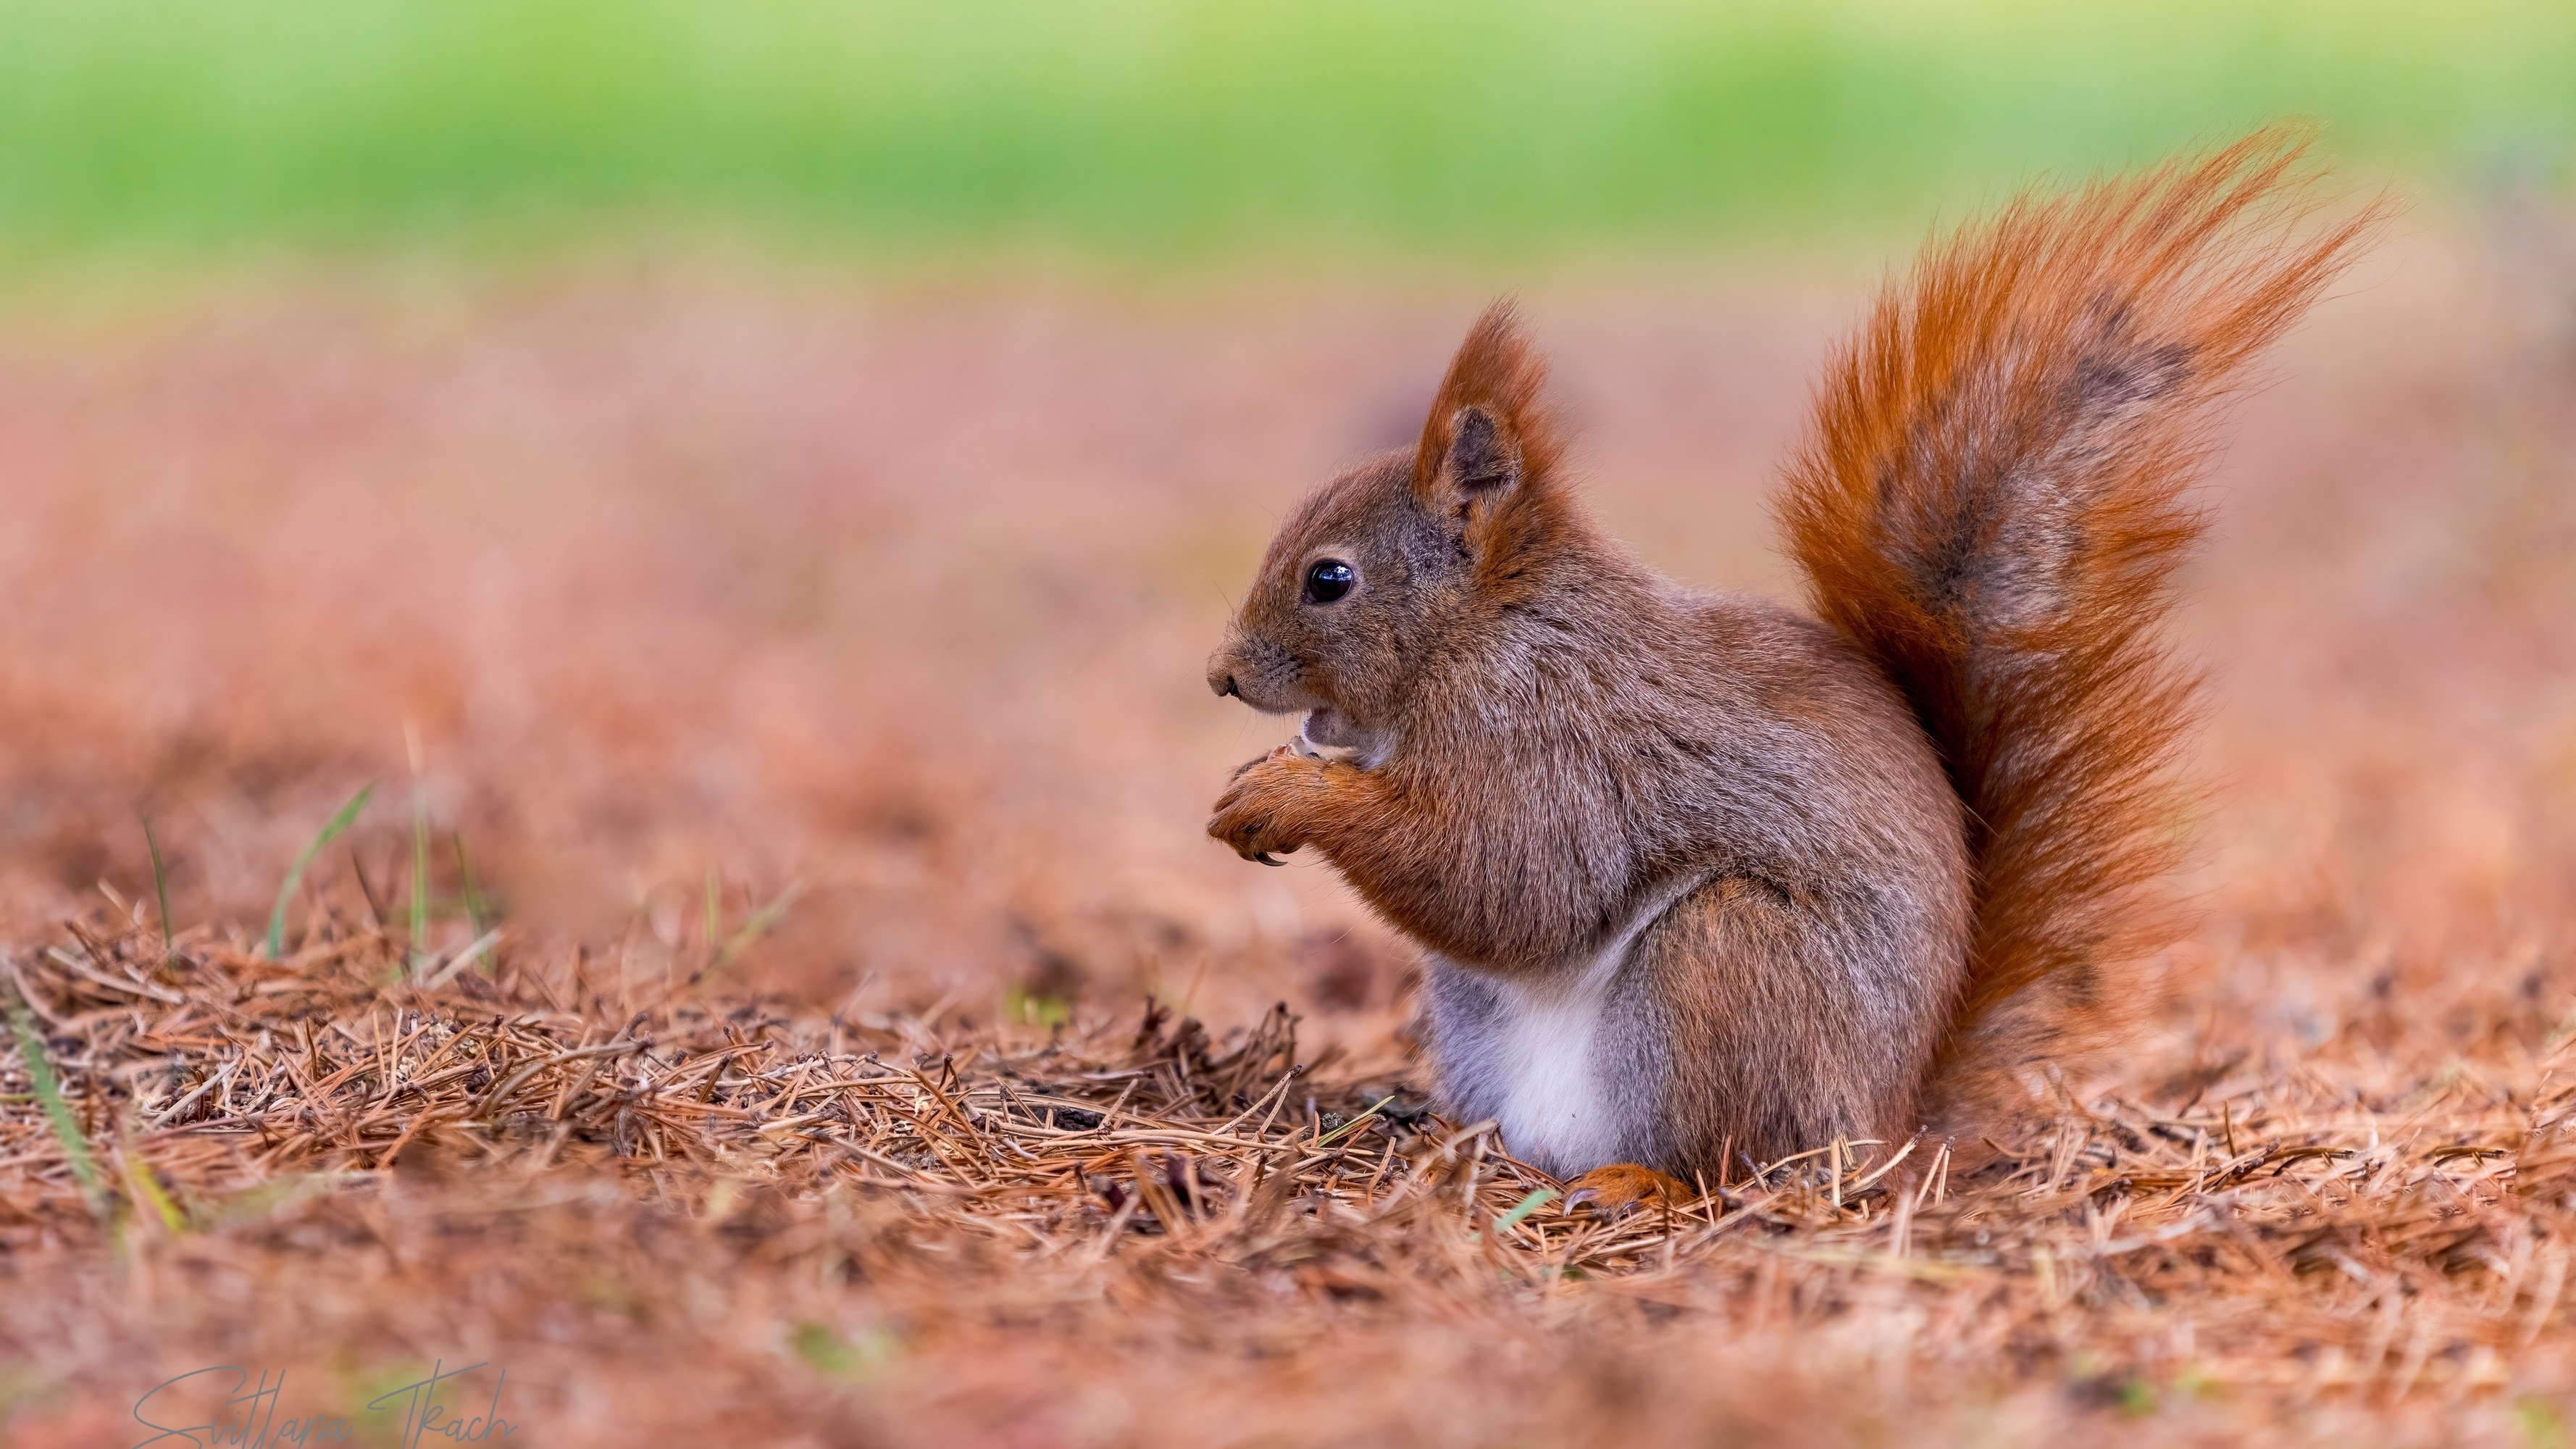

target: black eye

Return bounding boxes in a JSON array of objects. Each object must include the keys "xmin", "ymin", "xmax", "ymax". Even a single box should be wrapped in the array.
[{"xmin": 1303, "ymin": 559, "xmax": 1355, "ymax": 604}]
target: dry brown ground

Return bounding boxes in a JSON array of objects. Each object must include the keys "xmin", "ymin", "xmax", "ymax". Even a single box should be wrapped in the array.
[{"xmin": 4, "ymin": 223, "xmax": 2576, "ymax": 1445}]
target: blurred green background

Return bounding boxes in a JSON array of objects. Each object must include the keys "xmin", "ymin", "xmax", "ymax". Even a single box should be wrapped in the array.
[{"xmin": 0, "ymin": 0, "xmax": 2569, "ymax": 261}]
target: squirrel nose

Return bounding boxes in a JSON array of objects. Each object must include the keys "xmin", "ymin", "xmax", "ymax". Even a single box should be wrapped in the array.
[{"xmin": 1206, "ymin": 644, "xmax": 1247, "ymax": 699}]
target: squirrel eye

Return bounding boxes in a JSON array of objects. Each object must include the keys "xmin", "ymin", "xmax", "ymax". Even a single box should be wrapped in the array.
[{"xmin": 1302, "ymin": 559, "xmax": 1356, "ymax": 604}]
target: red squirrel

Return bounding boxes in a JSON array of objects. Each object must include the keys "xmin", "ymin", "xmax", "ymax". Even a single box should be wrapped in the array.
[{"xmin": 1204, "ymin": 132, "xmax": 2379, "ymax": 1201}]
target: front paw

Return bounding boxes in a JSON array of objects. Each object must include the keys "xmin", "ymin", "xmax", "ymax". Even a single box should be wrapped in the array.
[{"xmin": 1207, "ymin": 745, "xmax": 1321, "ymax": 864}]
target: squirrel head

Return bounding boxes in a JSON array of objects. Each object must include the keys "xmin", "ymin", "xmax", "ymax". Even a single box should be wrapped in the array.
[{"xmin": 1206, "ymin": 301, "xmax": 1576, "ymax": 755}]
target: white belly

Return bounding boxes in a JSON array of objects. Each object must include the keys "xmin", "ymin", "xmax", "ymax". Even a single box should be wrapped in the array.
[
  {"xmin": 1483, "ymin": 964, "xmax": 1621, "ymax": 1172},
  {"xmin": 1432, "ymin": 875, "xmax": 1700, "ymax": 1177}
]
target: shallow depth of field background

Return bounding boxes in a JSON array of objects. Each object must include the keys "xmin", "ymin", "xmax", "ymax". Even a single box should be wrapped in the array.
[{"xmin": 5, "ymin": 2, "xmax": 2576, "ymax": 1444}]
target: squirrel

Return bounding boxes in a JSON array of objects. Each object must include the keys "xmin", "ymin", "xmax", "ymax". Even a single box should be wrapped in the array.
[{"xmin": 1204, "ymin": 131, "xmax": 2380, "ymax": 1203}]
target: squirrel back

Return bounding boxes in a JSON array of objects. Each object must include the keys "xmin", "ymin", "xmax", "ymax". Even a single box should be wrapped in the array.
[{"xmin": 1776, "ymin": 130, "xmax": 2383, "ymax": 1132}]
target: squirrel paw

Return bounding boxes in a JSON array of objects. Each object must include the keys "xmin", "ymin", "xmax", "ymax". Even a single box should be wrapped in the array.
[
  {"xmin": 1563, "ymin": 1163, "xmax": 1691, "ymax": 1215},
  {"xmin": 1207, "ymin": 745, "xmax": 1323, "ymax": 864}
]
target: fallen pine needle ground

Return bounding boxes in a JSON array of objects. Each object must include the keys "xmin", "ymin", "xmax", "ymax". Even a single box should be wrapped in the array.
[{"xmin": 5, "ymin": 906, "xmax": 2575, "ymax": 1447}]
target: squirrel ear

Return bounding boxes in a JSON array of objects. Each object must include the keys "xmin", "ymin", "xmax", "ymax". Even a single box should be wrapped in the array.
[
  {"xmin": 1444, "ymin": 405, "xmax": 1519, "ymax": 496},
  {"xmin": 1414, "ymin": 300, "xmax": 1563, "ymax": 543}
]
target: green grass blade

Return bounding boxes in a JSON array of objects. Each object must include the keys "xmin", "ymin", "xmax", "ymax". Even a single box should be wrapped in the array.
[
  {"xmin": 264, "ymin": 782, "xmax": 374, "ymax": 959},
  {"xmin": 1492, "ymin": 1187, "xmax": 1559, "ymax": 1235},
  {"xmin": 140, "ymin": 810, "xmax": 172, "ymax": 958},
  {"xmin": 704, "ymin": 865, "xmax": 722, "ymax": 950},
  {"xmin": 4, "ymin": 974, "xmax": 112, "ymax": 1224},
  {"xmin": 706, "ymin": 880, "xmax": 806, "ymax": 979},
  {"xmin": 123, "ymin": 1151, "xmax": 187, "ymax": 1232},
  {"xmin": 453, "ymin": 832, "xmax": 488, "ymax": 939},
  {"xmin": 1313, "ymin": 1093, "xmax": 1395, "ymax": 1148},
  {"xmin": 408, "ymin": 786, "xmax": 430, "ymax": 977}
]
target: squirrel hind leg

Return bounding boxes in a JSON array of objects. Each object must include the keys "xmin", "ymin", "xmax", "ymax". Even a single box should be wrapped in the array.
[
  {"xmin": 1562, "ymin": 1162, "xmax": 1691, "ymax": 1215},
  {"xmin": 1639, "ymin": 874, "xmax": 1957, "ymax": 1173}
]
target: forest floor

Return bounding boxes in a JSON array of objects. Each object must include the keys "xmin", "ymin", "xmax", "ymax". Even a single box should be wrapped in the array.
[{"xmin": 6, "ymin": 230, "xmax": 2576, "ymax": 1445}]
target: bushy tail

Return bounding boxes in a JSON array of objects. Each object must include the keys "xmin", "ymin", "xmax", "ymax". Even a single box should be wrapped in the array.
[{"xmin": 1776, "ymin": 130, "xmax": 2383, "ymax": 1133}]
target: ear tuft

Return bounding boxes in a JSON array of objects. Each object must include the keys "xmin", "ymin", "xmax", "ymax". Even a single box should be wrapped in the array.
[{"xmin": 1413, "ymin": 300, "xmax": 1562, "ymax": 502}]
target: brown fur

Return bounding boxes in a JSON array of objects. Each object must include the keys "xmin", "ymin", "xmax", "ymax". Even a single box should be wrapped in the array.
[{"xmin": 1207, "ymin": 130, "xmax": 2381, "ymax": 1178}]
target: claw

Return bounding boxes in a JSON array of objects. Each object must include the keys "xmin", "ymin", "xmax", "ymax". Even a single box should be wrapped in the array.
[{"xmin": 1253, "ymin": 851, "xmax": 1286, "ymax": 867}]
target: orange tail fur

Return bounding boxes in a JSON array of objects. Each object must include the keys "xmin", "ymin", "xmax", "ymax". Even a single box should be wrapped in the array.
[{"xmin": 1776, "ymin": 130, "xmax": 2385, "ymax": 1133}]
